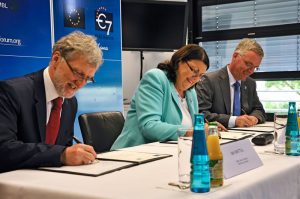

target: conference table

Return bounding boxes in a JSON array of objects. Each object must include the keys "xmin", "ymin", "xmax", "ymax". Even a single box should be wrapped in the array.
[{"xmin": 0, "ymin": 138, "xmax": 299, "ymax": 199}]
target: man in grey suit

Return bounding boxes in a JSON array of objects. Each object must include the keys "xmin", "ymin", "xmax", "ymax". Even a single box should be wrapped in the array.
[{"xmin": 196, "ymin": 38, "xmax": 266, "ymax": 128}]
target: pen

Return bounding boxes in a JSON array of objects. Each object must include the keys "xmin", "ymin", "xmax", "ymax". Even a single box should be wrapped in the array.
[
  {"xmin": 73, "ymin": 136, "xmax": 82, "ymax": 144},
  {"xmin": 241, "ymin": 108, "xmax": 247, "ymax": 115}
]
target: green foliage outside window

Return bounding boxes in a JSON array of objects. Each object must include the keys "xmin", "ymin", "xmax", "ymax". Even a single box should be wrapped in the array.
[
  {"xmin": 265, "ymin": 81, "xmax": 300, "ymax": 95},
  {"xmin": 263, "ymin": 80, "xmax": 300, "ymax": 111}
]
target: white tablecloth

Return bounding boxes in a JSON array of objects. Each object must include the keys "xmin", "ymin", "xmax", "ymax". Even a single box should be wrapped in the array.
[{"xmin": 0, "ymin": 142, "xmax": 299, "ymax": 199}]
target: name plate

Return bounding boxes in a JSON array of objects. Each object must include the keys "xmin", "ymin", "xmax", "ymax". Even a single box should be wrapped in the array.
[{"xmin": 220, "ymin": 139, "xmax": 263, "ymax": 179}]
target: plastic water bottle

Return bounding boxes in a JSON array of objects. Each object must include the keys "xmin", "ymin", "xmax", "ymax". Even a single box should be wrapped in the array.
[
  {"xmin": 285, "ymin": 102, "xmax": 300, "ymax": 156},
  {"xmin": 190, "ymin": 113, "xmax": 210, "ymax": 193}
]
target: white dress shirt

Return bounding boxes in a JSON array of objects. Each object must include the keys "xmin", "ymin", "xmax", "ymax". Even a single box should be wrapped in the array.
[
  {"xmin": 176, "ymin": 91, "xmax": 193, "ymax": 128},
  {"xmin": 43, "ymin": 67, "xmax": 64, "ymax": 124}
]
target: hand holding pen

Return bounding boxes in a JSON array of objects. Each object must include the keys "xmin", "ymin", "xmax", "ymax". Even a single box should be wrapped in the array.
[
  {"xmin": 59, "ymin": 136, "xmax": 97, "ymax": 166},
  {"xmin": 236, "ymin": 114, "xmax": 258, "ymax": 127}
]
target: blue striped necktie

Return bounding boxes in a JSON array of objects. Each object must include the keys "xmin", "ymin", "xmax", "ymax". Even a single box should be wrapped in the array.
[{"xmin": 233, "ymin": 81, "xmax": 241, "ymax": 116}]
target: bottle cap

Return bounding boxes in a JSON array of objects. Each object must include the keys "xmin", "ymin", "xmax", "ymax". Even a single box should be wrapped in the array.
[{"xmin": 208, "ymin": 121, "xmax": 218, "ymax": 126}]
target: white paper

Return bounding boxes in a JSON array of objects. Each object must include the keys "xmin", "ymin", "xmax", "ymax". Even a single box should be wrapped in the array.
[
  {"xmin": 230, "ymin": 125, "xmax": 274, "ymax": 132},
  {"xmin": 254, "ymin": 122, "xmax": 274, "ymax": 127},
  {"xmin": 221, "ymin": 130, "xmax": 254, "ymax": 140},
  {"xmin": 221, "ymin": 139, "xmax": 263, "ymax": 179},
  {"xmin": 97, "ymin": 150, "xmax": 171, "ymax": 163}
]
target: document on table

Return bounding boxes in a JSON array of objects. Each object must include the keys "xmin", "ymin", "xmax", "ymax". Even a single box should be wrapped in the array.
[
  {"xmin": 230, "ymin": 123, "xmax": 274, "ymax": 132},
  {"xmin": 97, "ymin": 150, "xmax": 172, "ymax": 164},
  {"xmin": 38, "ymin": 160, "xmax": 134, "ymax": 177},
  {"xmin": 220, "ymin": 130, "xmax": 254, "ymax": 140},
  {"xmin": 162, "ymin": 138, "xmax": 235, "ymax": 145},
  {"xmin": 38, "ymin": 151, "xmax": 172, "ymax": 176},
  {"xmin": 254, "ymin": 122, "xmax": 274, "ymax": 127}
]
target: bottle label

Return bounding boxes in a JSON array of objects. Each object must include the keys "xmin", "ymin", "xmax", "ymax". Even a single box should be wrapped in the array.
[
  {"xmin": 285, "ymin": 135, "xmax": 300, "ymax": 155},
  {"xmin": 209, "ymin": 160, "xmax": 223, "ymax": 178}
]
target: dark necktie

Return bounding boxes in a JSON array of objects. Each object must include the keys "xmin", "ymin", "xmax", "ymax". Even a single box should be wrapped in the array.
[
  {"xmin": 233, "ymin": 81, "xmax": 241, "ymax": 116},
  {"xmin": 45, "ymin": 97, "xmax": 63, "ymax": 144}
]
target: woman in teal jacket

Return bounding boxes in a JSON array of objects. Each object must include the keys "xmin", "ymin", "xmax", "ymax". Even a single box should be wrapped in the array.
[{"xmin": 111, "ymin": 44, "xmax": 210, "ymax": 150}]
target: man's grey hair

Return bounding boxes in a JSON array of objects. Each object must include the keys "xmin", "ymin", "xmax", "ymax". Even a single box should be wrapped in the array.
[
  {"xmin": 52, "ymin": 31, "xmax": 103, "ymax": 69},
  {"xmin": 234, "ymin": 38, "xmax": 264, "ymax": 58}
]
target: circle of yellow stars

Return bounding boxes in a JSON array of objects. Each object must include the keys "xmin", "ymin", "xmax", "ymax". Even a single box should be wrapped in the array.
[{"xmin": 68, "ymin": 9, "xmax": 81, "ymax": 26}]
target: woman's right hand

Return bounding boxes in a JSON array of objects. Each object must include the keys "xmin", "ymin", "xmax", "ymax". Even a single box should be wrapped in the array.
[
  {"xmin": 185, "ymin": 123, "xmax": 209, "ymax": 137},
  {"xmin": 217, "ymin": 122, "xmax": 227, "ymax": 131},
  {"xmin": 185, "ymin": 129, "xmax": 193, "ymax": 137}
]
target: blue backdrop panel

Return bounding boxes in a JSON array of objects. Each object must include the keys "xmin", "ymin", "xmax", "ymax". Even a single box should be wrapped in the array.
[
  {"xmin": 0, "ymin": 56, "xmax": 50, "ymax": 79},
  {"xmin": 0, "ymin": 0, "xmax": 52, "ymax": 80},
  {"xmin": 53, "ymin": 0, "xmax": 123, "ymax": 141}
]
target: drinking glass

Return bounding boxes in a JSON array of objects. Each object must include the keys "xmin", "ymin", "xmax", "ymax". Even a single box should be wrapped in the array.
[
  {"xmin": 177, "ymin": 128, "xmax": 193, "ymax": 184},
  {"xmin": 274, "ymin": 113, "xmax": 288, "ymax": 154}
]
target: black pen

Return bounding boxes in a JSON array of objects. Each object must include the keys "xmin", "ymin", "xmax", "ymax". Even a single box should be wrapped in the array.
[{"xmin": 73, "ymin": 136, "xmax": 82, "ymax": 144}]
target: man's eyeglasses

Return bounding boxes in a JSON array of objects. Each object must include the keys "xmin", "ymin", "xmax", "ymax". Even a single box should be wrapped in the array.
[
  {"xmin": 185, "ymin": 61, "xmax": 204, "ymax": 78},
  {"xmin": 63, "ymin": 56, "xmax": 95, "ymax": 84},
  {"xmin": 239, "ymin": 54, "xmax": 260, "ymax": 72}
]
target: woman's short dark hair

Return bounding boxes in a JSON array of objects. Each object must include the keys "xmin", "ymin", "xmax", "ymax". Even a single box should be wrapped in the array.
[{"xmin": 157, "ymin": 44, "xmax": 209, "ymax": 83}]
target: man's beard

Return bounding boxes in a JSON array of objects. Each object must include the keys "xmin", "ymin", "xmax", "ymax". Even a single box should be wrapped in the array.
[{"xmin": 52, "ymin": 71, "xmax": 76, "ymax": 98}]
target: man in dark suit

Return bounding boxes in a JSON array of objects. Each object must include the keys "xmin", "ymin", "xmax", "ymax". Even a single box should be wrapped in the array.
[
  {"xmin": 196, "ymin": 38, "xmax": 266, "ymax": 128},
  {"xmin": 0, "ymin": 31, "xmax": 103, "ymax": 172}
]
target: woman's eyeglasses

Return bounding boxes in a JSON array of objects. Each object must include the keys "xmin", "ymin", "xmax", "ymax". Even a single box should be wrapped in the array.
[{"xmin": 185, "ymin": 61, "xmax": 204, "ymax": 78}]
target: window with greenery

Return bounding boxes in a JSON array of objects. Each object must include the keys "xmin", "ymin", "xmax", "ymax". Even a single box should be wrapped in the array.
[{"xmin": 257, "ymin": 80, "xmax": 300, "ymax": 112}]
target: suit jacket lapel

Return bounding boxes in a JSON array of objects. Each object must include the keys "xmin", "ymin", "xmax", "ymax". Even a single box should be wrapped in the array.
[
  {"xmin": 219, "ymin": 67, "xmax": 231, "ymax": 114},
  {"xmin": 186, "ymin": 89, "xmax": 195, "ymax": 117},
  {"xmin": 170, "ymin": 83, "xmax": 181, "ymax": 111},
  {"xmin": 33, "ymin": 70, "xmax": 47, "ymax": 142}
]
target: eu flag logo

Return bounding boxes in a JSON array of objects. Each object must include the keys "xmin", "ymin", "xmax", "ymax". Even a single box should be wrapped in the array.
[{"xmin": 64, "ymin": 7, "xmax": 85, "ymax": 29}]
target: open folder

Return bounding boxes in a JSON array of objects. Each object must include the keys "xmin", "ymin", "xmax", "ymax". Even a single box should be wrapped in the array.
[
  {"xmin": 39, "ymin": 150, "xmax": 172, "ymax": 177},
  {"xmin": 39, "ymin": 160, "xmax": 134, "ymax": 177}
]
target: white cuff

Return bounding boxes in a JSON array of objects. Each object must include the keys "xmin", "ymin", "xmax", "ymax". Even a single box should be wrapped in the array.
[{"xmin": 228, "ymin": 116, "xmax": 237, "ymax": 128}]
